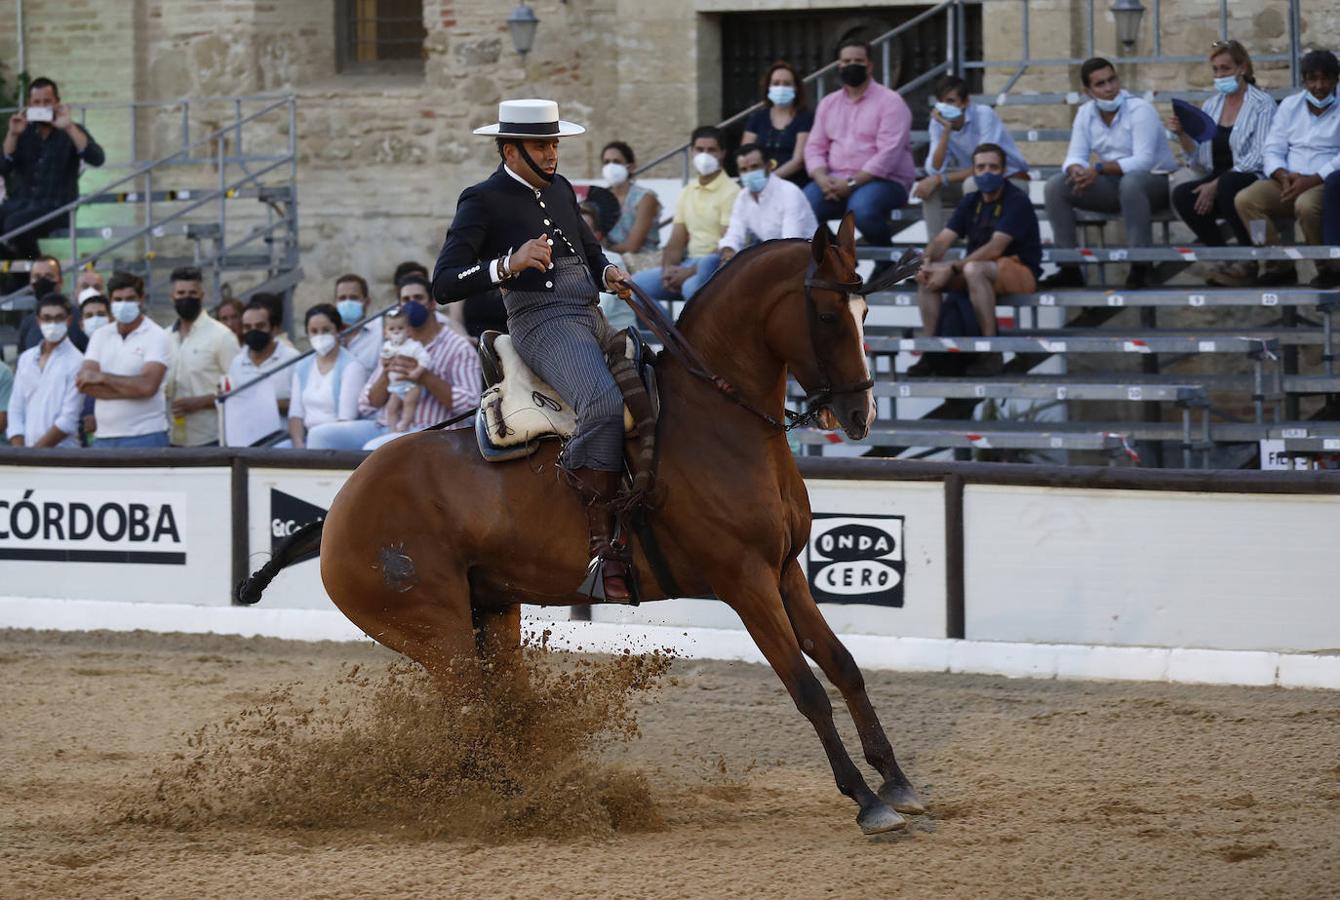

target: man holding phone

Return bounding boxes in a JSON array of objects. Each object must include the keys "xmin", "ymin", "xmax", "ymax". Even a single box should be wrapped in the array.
[{"xmin": 0, "ymin": 77, "xmax": 105, "ymax": 260}]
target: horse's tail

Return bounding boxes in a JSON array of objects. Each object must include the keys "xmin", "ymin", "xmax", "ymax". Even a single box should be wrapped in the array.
[{"xmin": 234, "ymin": 519, "xmax": 325, "ymax": 605}]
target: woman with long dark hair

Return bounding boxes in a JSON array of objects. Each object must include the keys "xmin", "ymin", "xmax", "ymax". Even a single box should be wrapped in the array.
[{"xmin": 741, "ymin": 61, "xmax": 814, "ymax": 186}]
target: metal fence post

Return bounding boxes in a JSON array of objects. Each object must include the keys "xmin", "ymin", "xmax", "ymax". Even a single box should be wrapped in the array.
[{"xmin": 944, "ymin": 473, "xmax": 965, "ymax": 640}]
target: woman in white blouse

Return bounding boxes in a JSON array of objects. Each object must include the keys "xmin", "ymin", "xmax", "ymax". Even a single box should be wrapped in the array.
[{"xmin": 286, "ymin": 303, "xmax": 369, "ymax": 449}]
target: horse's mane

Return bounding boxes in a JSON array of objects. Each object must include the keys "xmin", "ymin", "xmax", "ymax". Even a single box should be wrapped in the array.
[{"xmin": 674, "ymin": 238, "xmax": 808, "ymax": 332}]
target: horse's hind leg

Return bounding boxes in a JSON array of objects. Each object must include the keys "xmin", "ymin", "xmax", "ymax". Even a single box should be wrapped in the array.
[
  {"xmin": 780, "ymin": 560, "xmax": 925, "ymax": 815},
  {"xmin": 724, "ymin": 564, "xmax": 905, "ymax": 835}
]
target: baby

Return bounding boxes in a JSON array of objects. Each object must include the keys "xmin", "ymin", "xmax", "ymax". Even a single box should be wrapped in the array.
[{"xmin": 380, "ymin": 310, "xmax": 432, "ymax": 432}]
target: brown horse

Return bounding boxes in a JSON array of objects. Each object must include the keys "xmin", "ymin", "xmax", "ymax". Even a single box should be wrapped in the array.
[{"xmin": 240, "ymin": 214, "xmax": 925, "ymax": 835}]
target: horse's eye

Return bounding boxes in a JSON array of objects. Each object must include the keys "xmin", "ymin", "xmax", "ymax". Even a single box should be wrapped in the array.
[{"xmin": 818, "ymin": 313, "xmax": 838, "ymax": 324}]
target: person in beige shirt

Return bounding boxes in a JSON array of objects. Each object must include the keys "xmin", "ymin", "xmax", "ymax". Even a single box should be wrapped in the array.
[{"xmin": 164, "ymin": 265, "xmax": 239, "ymax": 446}]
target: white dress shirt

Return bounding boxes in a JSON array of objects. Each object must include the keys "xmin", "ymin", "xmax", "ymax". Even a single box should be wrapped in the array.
[
  {"xmin": 1062, "ymin": 91, "xmax": 1178, "ymax": 174},
  {"xmin": 7, "ymin": 337, "xmax": 83, "ymax": 447},
  {"xmin": 1263, "ymin": 91, "xmax": 1340, "ymax": 179},
  {"xmin": 718, "ymin": 174, "xmax": 819, "ymax": 253},
  {"xmin": 924, "ymin": 104, "xmax": 1030, "ymax": 176}
]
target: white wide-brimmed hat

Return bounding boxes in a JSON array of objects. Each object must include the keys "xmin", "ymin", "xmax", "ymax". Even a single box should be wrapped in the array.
[{"xmin": 473, "ymin": 99, "xmax": 586, "ymax": 139}]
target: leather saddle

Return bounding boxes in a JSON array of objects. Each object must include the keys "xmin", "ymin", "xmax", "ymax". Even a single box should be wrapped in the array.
[{"xmin": 475, "ymin": 327, "xmax": 659, "ymax": 462}]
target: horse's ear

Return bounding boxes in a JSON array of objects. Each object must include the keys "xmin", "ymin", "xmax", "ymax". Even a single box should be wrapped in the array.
[
  {"xmin": 811, "ymin": 221, "xmax": 833, "ymax": 262},
  {"xmin": 836, "ymin": 212, "xmax": 858, "ymax": 256}
]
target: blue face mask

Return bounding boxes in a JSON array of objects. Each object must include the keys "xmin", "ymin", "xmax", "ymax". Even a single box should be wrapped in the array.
[
  {"xmin": 767, "ymin": 85, "xmax": 796, "ymax": 107},
  {"xmin": 1213, "ymin": 75, "xmax": 1240, "ymax": 95},
  {"xmin": 934, "ymin": 101, "xmax": 963, "ymax": 121},
  {"xmin": 974, "ymin": 172, "xmax": 1005, "ymax": 194},
  {"xmin": 336, "ymin": 299, "xmax": 365, "ymax": 324},
  {"xmin": 1094, "ymin": 94, "xmax": 1125, "ymax": 113},
  {"xmin": 740, "ymin": 169, "xmax": 769, "ymax": 194},
  {"xmin": 401, "ymin": 300, "xmax": 430, "ymax": 328},
  {"xmin": 1306, "ymin": 90, "xmax": 1338, "ymax": 110}
]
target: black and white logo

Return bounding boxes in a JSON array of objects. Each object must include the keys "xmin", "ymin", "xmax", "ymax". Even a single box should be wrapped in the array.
[
  {"xmin": 270, "ymin": 489, "xmax": 327, "ymax": 558},
  {"xmin": 806, "ymin": 514, "xmax": 904, "ymax": 607},
  {"xmin": 0, "ymin": 488, "xmax": 186, "ymax": 564}
]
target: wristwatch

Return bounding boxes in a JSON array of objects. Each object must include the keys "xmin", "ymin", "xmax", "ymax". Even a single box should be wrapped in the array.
[{"xmin": 846, "ymin": 176, "xmax": 858, "ymax": 189}]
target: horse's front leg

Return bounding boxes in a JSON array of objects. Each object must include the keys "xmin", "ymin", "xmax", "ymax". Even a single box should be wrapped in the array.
[
  {"xmin": 780, "ymin": 559, "xmax": 925, "ymax": 815},
  {"xmin": 721, "ymin": 561, "xmax": 905, "ymax": 835}
]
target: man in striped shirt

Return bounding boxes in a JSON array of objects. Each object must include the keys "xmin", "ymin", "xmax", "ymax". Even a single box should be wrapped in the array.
[{"xmin": 306, "ymin": 295, "xmax": 481, "ymax": 450}]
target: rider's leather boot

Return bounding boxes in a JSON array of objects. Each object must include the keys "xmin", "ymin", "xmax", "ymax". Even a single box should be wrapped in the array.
[{"xmin": 570, "ymin": 468, "xmax": 632, "ymax": 602}]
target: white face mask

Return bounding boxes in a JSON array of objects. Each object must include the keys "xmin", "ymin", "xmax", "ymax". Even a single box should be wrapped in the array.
[
  {"xmin": 40, "ymin": 321, "xmax": 68, "ymax": 343},
  {"xmin": 601, "ymin": 162, "xmax": 629, "ymax": 186},
  {"xmin": 111, "ymin": 300, "xmax": 140, "ymax": 324},
  {"xmin": 692, "ymin": 151, "xmax": 721, "ymax": 176},
  {"xmin": 310, "ymin": 333, "xmax": 338, "ymax": 357},
  {"xmin": 83, "ymin": 314, "xmax": 110, "ymax": 335}
]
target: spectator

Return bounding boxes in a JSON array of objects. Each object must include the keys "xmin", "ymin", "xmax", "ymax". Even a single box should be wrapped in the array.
[
  {"xmin": 249, "ymin": 291, "xmax": 294, "ymax": 347},
  {"xmin": 629, "ymin": 126, "xmax": 738, "ymax": 303},
  {"xmin": 1324, "ymin": 165, "xmax": 1340, "ymax": 289},
  {"xmin": 75, "ymin": 271, "xmax": 172, "ymax": 448},
  {"xmin": 913, "ymin": 143, "xmax": 1042, "ymax": 377},
  {"xmin": 1233, "ymin": 49, "xmax": 1340, "ymax": 287},
  {"xmin": 76, "ymin": 290, "xmax": 110, "ymax": 442},
  {"xmin": 7, "ymin": 291, "xmax": 82, "ymax": 447},
  {"xmin": 215, "ymin": 296, "xmax": 245, "ymax": 341},
  {"xmin": 74, "ymin": 268, "xmax": 105, "ymax": 297},
  {"xmin": 1043, "ymin": 57, "xmax": 1178, "ymax": 288},
  {"xmin": 913, "ymin": 75, "xmax": 1030, "ymax": 236},
  {"xmin": 334, "ymin": 272, "xmax": 382, "ymax": 371},
  {"xmin": 0, "ymin": 357, "xmax": 11, "ymax": 438},
  {"xmin": 226, "ymin": 297, "xmax": 300, "ymax": 417},
  {"xmin": 399, "ymin": 271, "xmax": 467, "ymax": 337},
  {"xmin": 164, "ymin": 266, "xmax": 237, "ymax": 447},
  {"xmin": 306, "ymin": 292, "xmax": 481, "ymax": 451},
  {"xmin": 18, "ymin": 256, "xmax": 87, "ymax": 353},
  {"xmin": 718, "ymin": 143, "xmax": 818, "ymax": 263},
  {"xmin": 0, "ymin": 78, "xmax": 105, "ymax": 260},
  {"xmin": 804, "ymin": 39, "xmax": 916, "ymax": 272},
  {"xmin": 580, "ymin": 201, "xmax": 635, "ymax": 331},
  {"xmin": 379, "ymin": 306, "xmax": 432, "ymax": 433},
  {"xmin": 286, "ymin": 304, "xmax": 368, "ymax": 449},
  {"xmin": 1168, "ymin": 40, "xmax": 1277, "ymax": 287},
  {"xmin": 394, "ymin": 260, "xmax": 429, "ymax": 285},
  {"xmin": 600, "ymin": 141, "xmax": 662, "ymax": 265},
  {"xmin": 742, "ymin": 61, "xmax": 814, "ymax": 187}
]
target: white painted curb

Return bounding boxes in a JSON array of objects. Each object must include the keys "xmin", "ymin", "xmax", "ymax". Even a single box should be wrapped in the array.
[{"xmin": 2, "ymin": 597, "xmax": 1337, "ymax": 690}]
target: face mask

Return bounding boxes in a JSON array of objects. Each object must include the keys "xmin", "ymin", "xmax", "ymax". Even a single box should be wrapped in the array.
[
  {"xmin": 243, "ymin": 329, "xmax": 272, "ymax": 352},
  {"xmin": 740, "ymin": 169, "xmax": 769, "ymax": 194},
  {"xmin": 111, "ymin": 300, "xmax": 140, "ymax": 325},
  {"xmin": 40, "ymin": 321, "xmax": 68, "ymax": 343},
  {"xmin": 401, "ymin": 300, "xmax": 430, "ymax": 328},
  {"xmin": 601, "ymin": 162, "xmax": 629, "ymax": 186},
  {"xmin": 767, "ymin": 85, "xmax": 796, "ymax": 107},
  {"xmin": 31, "ymin": 277, "xmax": 58, "ymax": 300},
  {"xmin": 1213, "ymin": 75, "xmax": 1240, "ymax": 95},
  {"xmin": 173, "ymin": 296, "xmax": 202, "ymax": 322},
  {"xmin": 1306, "ymin": 90, "xmax": 1337, "ymax": 110},
  {"xmin": 692, "ymin": 152, "xmax": 720, "ymax": 176},
  {"xmin": 1094, "ymin": 94, "xmax": 1125, "ymax": 113},
  {"xmin": 310, "ymin": 333, "xmax": 338, "ymax": 357},
  {"xmin": 974, "ymin": 172, "xmax": 1005, "ymax": 194},
  {"xmin": 839, "ymin": 64, "xmax": 868, "ymax": 88},
  {"xmin": 336, "ymin": 299, "xmax": 365, "ymax": 324},
  {"xmin": 934, "ymin": 101, "xmax": 963, "ymax": 121},
  {"xmin": 83, "ymin": 314, "xmax": 110, "ymax": 335}
]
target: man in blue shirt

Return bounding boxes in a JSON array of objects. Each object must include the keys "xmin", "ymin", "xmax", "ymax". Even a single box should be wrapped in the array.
[{"xmin": 912, "ymin": 143, "xmax": 1041, "ymax": 377}]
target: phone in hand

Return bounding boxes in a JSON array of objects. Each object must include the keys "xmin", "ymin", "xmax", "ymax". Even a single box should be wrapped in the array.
[{"xmin": 25, "ymin": 106, "xmax": 54, "ymax": 123}]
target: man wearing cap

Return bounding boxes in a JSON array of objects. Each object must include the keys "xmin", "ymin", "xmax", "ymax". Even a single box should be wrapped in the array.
[{"xmin": 432, "ymin": 99, "xmax": 635, "ymax": 602}]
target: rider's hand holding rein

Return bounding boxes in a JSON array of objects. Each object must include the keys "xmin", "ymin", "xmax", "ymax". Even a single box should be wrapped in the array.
[{"xmin": 604, "ymin": 266, "xmax": 632, "ymax": 300}]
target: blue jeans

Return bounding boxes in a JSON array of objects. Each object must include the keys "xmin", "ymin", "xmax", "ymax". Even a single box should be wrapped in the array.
[
  {"xmin": 305, "ymin": 419, "xmax": 421, "ymax": 451},
  {"xmin": 630, "ymin": 254, "xmax": 721, "ymax": 302},
  {"xmin": 95, "ymin": 431, "xmax": 170, "ymax": 448},
  {"xmin": 1323, "ymin": 171, "xmax": 1340, "ymax": 246},
  {"xmin": 804, "ymin": 179, "xmax": 909, "ymax": 247}
]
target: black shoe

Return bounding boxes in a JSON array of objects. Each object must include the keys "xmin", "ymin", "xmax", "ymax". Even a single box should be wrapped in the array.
[
  {"xmin": 963, "ymin": 352, "xmax": 1003, "ymax": 377},
  {"xmin": 1310, "ymin": 267, "xmax": 1340, "ymax": 290},
  {"xmin": 1254, "ymin": 265, "xmax": 1299, "ymax": 287},
  {"xmin": 905, "ymin": 354, "xmax": 939, "ymax": 377},
  {"xmin": 1038, "ymin": 267, "xmax": 1086, "ymax": 289}
]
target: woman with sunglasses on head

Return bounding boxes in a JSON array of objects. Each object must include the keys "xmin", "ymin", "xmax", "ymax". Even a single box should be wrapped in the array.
[{"xmin": 742, "ymin": 60, "xmax": 814, "ymax": 187}]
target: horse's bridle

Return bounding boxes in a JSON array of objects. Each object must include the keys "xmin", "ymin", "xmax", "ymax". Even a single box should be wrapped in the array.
[{"xmin": 785, "ymin": 257, "xmax": 874, "ymax": 431}]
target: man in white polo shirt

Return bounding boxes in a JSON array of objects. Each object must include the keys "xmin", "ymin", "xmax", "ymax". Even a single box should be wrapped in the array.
[{"xmin": 75, "ymin": 271, "xmax": 172, "ymax": 448}]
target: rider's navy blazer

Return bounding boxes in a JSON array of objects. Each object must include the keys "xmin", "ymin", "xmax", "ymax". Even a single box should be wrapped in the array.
[{"xmin": 431, "ymin": 164, "xmax": 612, "ymax": 304}]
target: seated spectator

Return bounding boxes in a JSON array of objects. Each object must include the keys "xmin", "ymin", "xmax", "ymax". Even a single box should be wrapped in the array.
[
  {"xmin": 1324, "ymin": 162, "xmax": 1340, "ymax": 289},
  {"xmin": 306, "ymin": 294, "xmax": 481, "ymax": 451},
  {"xmin": 394, "ymin": 260, "xmax": 429, "ymax": 285},
  {"xmin": 718, "ymin": 143, "xmax": 818, "ymax": 263},
  {"xmin": 913, "ymin": 75, "xmax": 1030, "ymax": 236},
  {"xmin": 630, "ymin": 126, "xmax": 738, "ymax": 304},
  {"xmin": 215, "ymin": 296, "xmax": 245, "ymax": 341},
  {"xmin": 7, "ymin": 291, "xmax": 82, "ymax": 447},
  {"xmin": 0, "ymin": 77, "xmax": 105, "ymax": 260},
  {"xmin": 17, "ymin": 256, "xmax": 88, "ymax": 353},
  {"xmin": 742, "ymin": 61, "xmax": 814, "ymax": 187},
  {"xmin": 912, "ymin": 143, "xmax": 1042, "ymax": 377},
  {"xmin": 165, "ymin": 266, "xmax": 237, "ymax": 447},
  {"xmin": 286, "ymin": 304, "xmax": 368, "ymax": 449},
  {"xmin": 75, "ymin": 271, "xmax": 172, "ymax": 448},
  {"xmin": 249, "ymin": 291, "xmax": 295, "ymax": 347},
  {"xmin": 74, "ymin": 268, "xmax": 105, "ymax": 297},
  {"xmin": 804, "ymin": 39, "xmax": 915, "ymax": 273},
  {"xmin": 1233, "ymin": 49, "xmax": 1340, "ymax": 287},
  {"xmin": 379, "ymin": 307, "xmax": 432, "ymax": 433},
  {"xmin": 1168, "ymin": 40, "xmax": 1277, "ymax": 287},
  {"xmin": 600, "ymin": 141, "xmax": 662, "ymax": 266},
  {"xmin": 334, "ymin": 272, "xmax": 382, "ymax": 371},
  {"xmin": 400, "ymin": 270, "xmax": 469, "ymax": 338},
  {"xmin": 1043, "ymin": 57, "xmax": 1178, "ymax": 288},
  {"xmin": 228, "ymin": 297, "xmax": 300, "ymax": 420},
  {"xmin": 76, "ymin": 290, "xmax": 110, "ymax": 442},
  {"xmin": 579, "ymin": 200, "xmax": 635, "ymax": 332}
]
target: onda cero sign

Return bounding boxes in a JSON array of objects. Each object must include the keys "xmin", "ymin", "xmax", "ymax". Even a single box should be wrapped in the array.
[{"xmin": 806, "ymin": 514, "xmax": 905, "ymax": 607}]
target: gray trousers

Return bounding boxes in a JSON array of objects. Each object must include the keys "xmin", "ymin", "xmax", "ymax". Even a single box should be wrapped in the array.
[
  {"xmin": 1044, "ymin": 170, "xmax": 1170, "ymax": 247},
  {"xmin": 505, "ymin": 257, "xmax": 624, "ymax": 472}
]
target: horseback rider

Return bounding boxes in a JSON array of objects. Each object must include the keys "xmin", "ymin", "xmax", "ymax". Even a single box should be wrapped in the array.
[{"xmin": 431, "ymin": 99, "xmax": 636, "ymax": 602}]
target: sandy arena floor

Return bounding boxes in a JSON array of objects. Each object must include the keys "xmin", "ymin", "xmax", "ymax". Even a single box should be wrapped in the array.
[{"xmin": 1, "ymin": 627, "xmax": 1338, "ymax": 899}]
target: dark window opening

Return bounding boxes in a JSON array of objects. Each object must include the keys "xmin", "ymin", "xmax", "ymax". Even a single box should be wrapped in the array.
[{"xmin": 337, "ymin": 0, "xmax": 426, "ymax": 74}]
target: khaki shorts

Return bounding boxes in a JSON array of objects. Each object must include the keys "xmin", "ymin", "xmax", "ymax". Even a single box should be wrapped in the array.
[{"xmin": 949, "ymin": 255, "xmax": 1036, "ymax": 294}]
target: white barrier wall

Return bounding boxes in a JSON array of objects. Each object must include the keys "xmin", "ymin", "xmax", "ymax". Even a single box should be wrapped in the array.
[{"xmin": 963, "ymin": 484, "xmax": 1340, "ymax": 652}]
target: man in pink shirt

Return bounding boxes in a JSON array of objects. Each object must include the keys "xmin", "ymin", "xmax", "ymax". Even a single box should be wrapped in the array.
[{"xmin": 804, "ymin": 39, "xmax": 915, "ymax": 263}]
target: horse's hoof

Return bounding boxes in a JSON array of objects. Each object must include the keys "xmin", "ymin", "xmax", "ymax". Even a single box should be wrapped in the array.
[
  {"xmin": 857, "ymin": 802, "xmax": 907, "ymax": 835},
  {"xmin": 879, "ymin": 780, "xmax": 927, "ymax": 816}
]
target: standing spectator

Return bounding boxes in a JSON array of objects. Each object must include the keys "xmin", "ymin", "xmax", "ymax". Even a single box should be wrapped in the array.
[
  {"xmin": 215, "ymin": 296, "xmax": 245, "ymax": 341},
  {"xmin": 0, "ymin": 78, "xmax": 106, "ymax": 259},
  {"xmin": 741, "ymin": 61, "xmax": 814, "ymax": 187},
  {"xmin": 75, "ymin": 271, "xmax": 172, "ymax": 448},
  {"xmin": 306, "ymin": 293, "xmax": 481, "ymax": 451},
  {"xmin": 164, "ymin": 266, "xmax": 237, "ymax": 447},
  {"xmin": 334, "ymin": 272, "xmax": 382, "ymax": 371},
  {"xmin": 630, "ymin": 126, "xmax": 738, "ymax": 303},
  {"xmin": 286, "ymin": 304, "xmax": 368, "ymax": 449},
  {"xmin": 913, "ymin": 143, "xmax": 1042, "ymax": 377},
  {"xmin": 1042, "ymin": 57, "xmax": 1178, "ymax": 288},
  {"xmin": 1233, "ymin": 50, "xmax": 1340, "ymax": 287},
  {"xmin": 717, "ymin": 143, "xmax": 818, "ymax": 263},
  {"xmin": 804, "ymin": 39, "xmax": 916, "ymax": 272},
  {"xmin": 600, "ymin": 141, "xmax": 662, "ymax": 266},
  {"xmin": 227, "ymin": 297, "xmax": 300, "ymax": 416},
  {"xmin": 7, "ymin": 292, "xmax": 82, "ymax": 447},
  {"xmin": 76, "ymin": 290, "xmax": 111, "ymax": 442},
  {"xmin": 17, "ymin": 256, "xmax": 87, "ymax": 353},
  {"xmin": 912, "ymin": 75, "xmax": 1030, "ymax": 237},
  {"xmin": 1168, "ymin": 40, "xmax": 1277, "ymax": 287}
]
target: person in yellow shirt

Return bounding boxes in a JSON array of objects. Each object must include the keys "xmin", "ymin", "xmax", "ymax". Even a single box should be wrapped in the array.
[
  {"xmin": 164, "ymin": 266, "xmax": 240, "ymax": 446},
  {"xmin": 630, "ymin": 125, "xmax": 739, "ymax": 302}
]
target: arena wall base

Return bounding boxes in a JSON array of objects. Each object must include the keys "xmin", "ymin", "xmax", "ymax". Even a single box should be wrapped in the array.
[{"xmin": 2, "ymin": 597, "xmax": 1338, "ymax": 691}]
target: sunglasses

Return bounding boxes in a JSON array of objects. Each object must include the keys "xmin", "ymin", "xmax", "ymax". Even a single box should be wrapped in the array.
[{"xmin": 1210, "ymin": 39, "xmax": 1243, "ymax": 50}]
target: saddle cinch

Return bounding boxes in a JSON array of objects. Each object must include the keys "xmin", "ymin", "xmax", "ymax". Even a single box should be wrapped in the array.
[{"xmin": 474, "ymin": 327, "xmax": 660, "ymax": 462}]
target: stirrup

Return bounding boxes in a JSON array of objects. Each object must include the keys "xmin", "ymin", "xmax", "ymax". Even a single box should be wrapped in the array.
[{"xmin": 577, "ymin": 547, "xmax": 639, "ymax": 606}]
